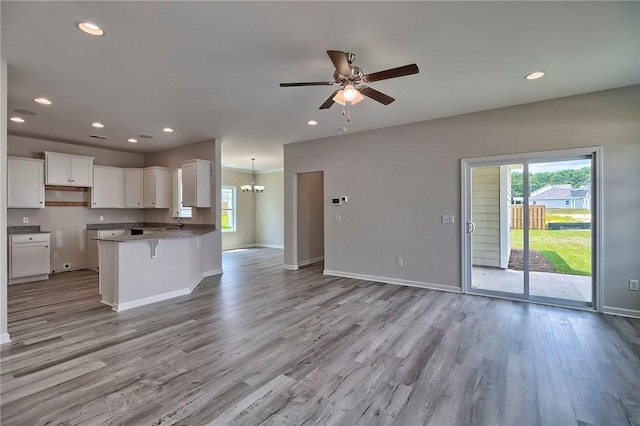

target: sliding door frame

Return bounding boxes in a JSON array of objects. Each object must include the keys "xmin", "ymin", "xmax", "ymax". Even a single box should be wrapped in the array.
[{"xmin": 461, "ymin": 146, "xmax": 603, "ymax": 313}]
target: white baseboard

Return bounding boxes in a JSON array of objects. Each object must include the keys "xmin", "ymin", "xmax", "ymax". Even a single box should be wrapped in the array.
[
  {"xmin": 603, "ymin": 306, "xmax": 640, "ymax": 319},
  {"xmin": 223, "ymin": 244, "xmax": 256, "ymax": 251},
  {"xmin": 255, "ymin": 244, "xmax": 284, "ymax": 249},
  {"xmin": 0, "ymin": 333, "xmax": 11, "ymax": 345},
  {"xmin": 283, "ymin": 264, "xmax": 299, "ymax": 271},
  {"xmin": 323, "ymin": 270, "xmax": 462, "ymax": 294},
  {"xmin": 114, "ymin": 288, "xmax": 191, "ymax": 312},
  {"xmin": 298, "ymin": 256, "xmax": 324, "ymax": 267},
  {"xmin": 8, "ymin": 274, "xmax": 50, "ymax": 285},
  {"xmin": 189, "ymin": 269, "xmax": 223, "ymax": 292}
]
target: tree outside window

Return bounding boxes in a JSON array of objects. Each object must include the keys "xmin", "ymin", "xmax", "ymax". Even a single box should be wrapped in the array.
[{"xmin": 221, "ymin": 186, "xmax": 236, "ymax": 232}]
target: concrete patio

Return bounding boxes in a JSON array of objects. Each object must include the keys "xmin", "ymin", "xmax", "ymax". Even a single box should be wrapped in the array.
[{"xmin": 472, "ymin": 266, "xmax": 592, "ymax": 303}]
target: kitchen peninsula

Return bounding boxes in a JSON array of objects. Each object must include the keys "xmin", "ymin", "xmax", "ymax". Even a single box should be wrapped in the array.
[{"xmin": 95, "ymin": 225, "xmax": 218, "ymax": 311}]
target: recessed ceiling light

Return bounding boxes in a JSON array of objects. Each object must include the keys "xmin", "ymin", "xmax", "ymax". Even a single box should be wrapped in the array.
[
  {"xmin": 341, "ymin": 127, "xmax": 348, "ymax": 132},
  {"xmin": 34, "ymin": 98, "xmax": 52, "ymax": 105},
  {"xmin": 10, "ymin": 117, "xmax": 25, "ymax": 123},
  {"xmin": 525, "ymin": 71, "xmax": 545, "ymax": 80},
  {"xmin": 14, "ymin": 109, "xmax": 37, "ymax": 116},
  {"xmin": 76, "ymin": 22, "xmax": 105, "ymax": 36},
  {"xmin": 162, "ymin": 127, "xmax": 174, "ymax": 133},
  {"xmin": 127, "ymin": 138, "xmax": 138, "ymax": 143},
  {"xmin": 91, "ymin": 122, "xmax": 104, "ymax": 128},
  {"xmin": 307, "ymin": 120, "xmax": 318, "ymax": 126}
]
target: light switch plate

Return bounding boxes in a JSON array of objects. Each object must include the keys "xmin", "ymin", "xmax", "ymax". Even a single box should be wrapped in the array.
[
  {"xmin": 630, "ymin": 280, "xmax": 639, "ymax": 291},
  {"xmin": 442, "ymin": 215, "xmax": 455, "ymax": 224}
]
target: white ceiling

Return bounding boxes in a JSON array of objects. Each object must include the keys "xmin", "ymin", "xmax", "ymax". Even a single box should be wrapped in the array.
[{"xmin": 2, "ymin": 2, "xmax": 638, "ymax": 172}]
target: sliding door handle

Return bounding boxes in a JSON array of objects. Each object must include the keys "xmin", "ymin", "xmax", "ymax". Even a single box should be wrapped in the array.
[{"xmin": 467, "ymin": 222, "xmax": 476, "ymax": 233}]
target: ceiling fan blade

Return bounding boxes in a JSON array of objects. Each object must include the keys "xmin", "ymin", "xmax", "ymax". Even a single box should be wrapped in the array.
[
  {"xmin": 319, "ymin": 90, "xmax": 339, "ymax": 109},
  {"xmin": 359, "ymin": 86, "xmax": 395, "ymax": 105},
  {"xmin": 327, "ymin": 50, "xmax": 351, "ymax": 76},
  {"xmin": 280, "ymin": 81, "xmax": 336, "ymax": 87},
  {"xmin": 363, "ymin": 64, "xmax": 419, "ymax": 83}
]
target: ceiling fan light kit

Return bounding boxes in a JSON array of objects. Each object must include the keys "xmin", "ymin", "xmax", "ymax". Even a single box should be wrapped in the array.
[{"xmin": 280, "ymin": 50, "xmax": 419, "ymax": 121}]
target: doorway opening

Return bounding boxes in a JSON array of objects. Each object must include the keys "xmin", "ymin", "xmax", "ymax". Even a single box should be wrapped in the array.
[
  {"xmin": 295, "ymin": 171, "xmax": 324, "ymax": 269},
  {"xmin": 462, "ymin": 148, "xmax": 601, "ymax": 310}
]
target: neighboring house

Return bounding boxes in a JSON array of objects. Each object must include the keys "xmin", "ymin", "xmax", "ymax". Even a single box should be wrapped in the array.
[
  {"xmin": 472, "ymin": 165, "xmax": 512, "ymax": 269},
  {"xmin": 529, "ymin": 183, "xmax": 591, "ymax": 209}
]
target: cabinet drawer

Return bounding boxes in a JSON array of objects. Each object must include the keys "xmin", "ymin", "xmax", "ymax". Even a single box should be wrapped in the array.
[{"xmin": 11, "ymin": 234, "xmax": 50, "ymax": 244}]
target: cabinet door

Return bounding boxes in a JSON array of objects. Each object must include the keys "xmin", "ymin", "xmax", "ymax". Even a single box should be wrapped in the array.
[
  {"xmin": 143, "ymin": 168, "xmax": 157, "ymax": 207},
  {"xmin": 10, "ymin": 243, "xmax": 50, "ymax": 278},
  {"xmin": 181, "ymin": 162, "xmax": 197, "ymax": 207},
  {"xmin": 93, "ymin": 167, "xmax": 124, "ymax": 208},
  {"xmin": 124, "ymin": 169, "xmax": 143, "ymax": 208},
  {"xmin": 70, "ymin": 156, "xmax": 93, "ymax": 186},
  {"xmin": 155, "ymin": 168, "xmax": 171, "ymax": 208},
  {"xmin": 8, "ymin": 158, "xmax": 45, "ymax": 208},
  {"xmin": 46, "ymin": 153, "xmax": 70, "ymax": 185}
]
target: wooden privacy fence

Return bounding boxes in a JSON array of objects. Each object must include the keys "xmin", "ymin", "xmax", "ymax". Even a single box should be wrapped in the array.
[{"xmin": 511, "ymin": 205, "xmax": 546, "ymax": 230}]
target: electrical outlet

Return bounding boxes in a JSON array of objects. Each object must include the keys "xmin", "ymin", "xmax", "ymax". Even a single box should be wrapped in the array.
[
  {"xmin": 53, "ymin": 253, "xmax": 59, "ymax": 260},
  {"xmin": 63, "ymin": 263, "xmax": 71, "ymax": 270},
  {"xmin": 334, "ymin": 214, "xmax": 342, "ymax": 222},
  {"xmin": 397, "ymin": 257, "xmax": 403, "ymax": 266},
  {"xmin": 22, "ymin": 217, "xmax": 29, "ymax": 224},
  {"xmin": 124, "ymin": 215, "xmax": 129, "ymax": 221},
  {"xmin": 630, "ymin": 280, "xmax": 639, "ymax": 291},
  {"xmin": 99, "ymin": 216, "xmax": 104, "ymax": 222}
]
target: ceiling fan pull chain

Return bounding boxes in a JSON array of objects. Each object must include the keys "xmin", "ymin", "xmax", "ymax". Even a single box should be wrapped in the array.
[{"xmin": 347, "ymin": 102, "xmax": 351, "ymax": 122}]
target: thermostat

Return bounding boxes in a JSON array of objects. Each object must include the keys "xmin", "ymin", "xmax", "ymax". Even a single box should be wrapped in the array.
[{"xmin": 332, "ymin": 198, "xmax": 341, "ymax": 206}]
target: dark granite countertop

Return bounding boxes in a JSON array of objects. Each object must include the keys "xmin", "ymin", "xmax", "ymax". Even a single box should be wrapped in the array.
[
  {"xmin": 86, "ymin": 222, "xmax": 216, "ymax": 231},
  {"xmin": 8, "ymin": 226, "xmax": 50, "ymax": 234}
]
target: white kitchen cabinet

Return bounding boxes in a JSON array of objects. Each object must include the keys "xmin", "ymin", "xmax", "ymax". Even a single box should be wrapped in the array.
[
  {"xmin": 180, "ymin": 159, "xmax": 211, "ymax": 208},
  {"xmin": 143, "ymin": 166, "xmax": 171, "ymax": 208},
  {"xmin": 7, "ymin": 157, "xmax": 45, "ymax": 208},
  {"xmin": 9, "ymin": 233, "xmax": 51, "ymax": 284},
  {"xmin": 44, "ymin": 151, "xmax": 94, "ymax": 187},
  {"xmin": 87, "ymin": 229, "xmax": 127, "ymax": 272},
  {"xmin": 124, "ymin": 169, "xmax": 143, "ymax": 208},
  {"xmin": 92, "ymin": 166, "xmax": 125, "ymax": 208}
]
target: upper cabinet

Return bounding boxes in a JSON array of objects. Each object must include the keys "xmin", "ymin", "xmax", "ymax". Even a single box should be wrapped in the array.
[
  {"xmin": 143, "ymin": 166, "xmax": 171, "ymax": 208},
  {"xmin": 92, "ymin": 166, "xmax": 125, "ymax": 208},
  {"xmin": 45, "ymin": 151, "xmax": 94, "ymax": 187},
  {"xmin": 8, "ymin": 157, "xmax": 45, "ymax": 208},
  {"xmin": 124, "ymin": 168, "xmax": 144, "ymax": 208},
  {"xmin": 181, "ymin": 159, "xmax": 211, "ymax": 208}
]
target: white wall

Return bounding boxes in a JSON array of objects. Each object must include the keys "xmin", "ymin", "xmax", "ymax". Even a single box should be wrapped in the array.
[
  {"xmin": 6, "ymin": 135, "xmax": 146, "ymax": 272},
  {"xmin": 283, "ymin": 86, "xmax": 640, "ymax": 313},
  {"xmin": 256, "ymin": 171, "xmax": 284, "ymax": 248},
  {"xmin": 296, "ymin": 171, "xmax": 324, "ymax": 265},
  {"xmin": 221, "ymin": 169, "xmax": 256, "ymax": 250}
]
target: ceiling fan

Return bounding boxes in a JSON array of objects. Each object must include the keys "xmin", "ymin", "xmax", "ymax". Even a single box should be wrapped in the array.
[{"xmin": 279, "ymin": 50, "xmax": 419, "ymax": 113}]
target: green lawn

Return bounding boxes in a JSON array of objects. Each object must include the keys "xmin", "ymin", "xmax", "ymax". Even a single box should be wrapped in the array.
[{"xmin": 511, "ymin": 229, "xmax": 591, "ymax": 276}]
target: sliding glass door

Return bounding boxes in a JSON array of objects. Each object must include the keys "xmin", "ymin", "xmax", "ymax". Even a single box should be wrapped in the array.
[{"xmin": 463, "ymin": 150, "xmax": 597, "ymax": 308}]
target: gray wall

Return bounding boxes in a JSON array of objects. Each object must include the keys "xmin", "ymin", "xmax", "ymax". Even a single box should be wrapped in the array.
[
  {"xmin": 283, "ymin": 85, "xmax": 640, "ymax": 313},
  {"xmin": 143, "ymin": 139, "xmax": 217, "ymax": 225},
  {"xmin": 256, "ymin": 171, "xmax": 284, "ymax": 248},
  {"xmin": 296, "ymin": 171, "xmax": 324, "ymax": 265},
  {"xmin": 6, "ymin": 135, "xmax": 146, "ymax": 272},
  {"xmin": 221, "ymin": 169, "xmax": 256, "ymax": 250},
  {"xmin": 1, "ymin": 60, "xmax": 8, "ymax": 342}
]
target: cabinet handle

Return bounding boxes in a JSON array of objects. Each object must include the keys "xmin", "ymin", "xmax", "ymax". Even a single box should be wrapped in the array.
[
  {"xmin": 45, "ymin": 246, "xmax": 48, "ymax": 248},
  {"xmin": 28, "ymin": 237, "xmax": 32, "ymax": 240},
  {"xmin": 40, "ymin": 201, "xmax": 43, "ymax": 204}
]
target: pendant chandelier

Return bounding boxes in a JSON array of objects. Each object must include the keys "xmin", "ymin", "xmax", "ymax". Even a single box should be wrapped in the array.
[{"xmin": 241, "ymin": 158, "xmax": 265, "ymax": 193}]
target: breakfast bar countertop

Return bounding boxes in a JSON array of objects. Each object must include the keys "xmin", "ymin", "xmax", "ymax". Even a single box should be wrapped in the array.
[{"xmin": 92, "ymin": 226, "xmax": 216, "ymax": 243}]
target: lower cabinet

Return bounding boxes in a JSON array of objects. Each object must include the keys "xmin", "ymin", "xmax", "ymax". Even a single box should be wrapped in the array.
[
  {"xmin": 87, "ymin": 229, "xmax": 127, "ymax": 272},
  {"xmin": 9, "ymin": 233, "xmax": 51, "ymax": 284}
]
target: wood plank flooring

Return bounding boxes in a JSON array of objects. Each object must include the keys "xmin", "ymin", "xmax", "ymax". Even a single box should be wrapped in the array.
[{"xmin": 2, "ymin": 247, "xmax": 639, "ymax": 425}]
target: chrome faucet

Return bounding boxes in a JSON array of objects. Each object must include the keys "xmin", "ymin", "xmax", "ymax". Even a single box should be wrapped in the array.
[{"xmin": 173, "ymin": 210, "xmax": 184, "ymax": 229}]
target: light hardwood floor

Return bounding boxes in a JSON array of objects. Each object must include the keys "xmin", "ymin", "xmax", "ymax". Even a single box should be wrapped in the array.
[{"xmin": 1, "ymin": 248, "xmax": 639, "ymax": 425}]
